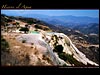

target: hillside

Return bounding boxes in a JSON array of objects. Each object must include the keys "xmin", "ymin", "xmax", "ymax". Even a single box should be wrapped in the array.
[
  {"xmin": 73, "ymin": 23, "xmax": 99, "ymax": 34},
  {"xmin": 1, "ymin": 14, "xmax": 54, "ymax": 31},
  {"xmin": 50, "ymin": 25, "xmax": 99, "ymax": 64},
  {"xmin": 1, "ymin": 14, "xmax": 99, "ymax": 66},
  {"xmin": 19, "ymin": 14, "xmax": 99, "ymax": 27}
]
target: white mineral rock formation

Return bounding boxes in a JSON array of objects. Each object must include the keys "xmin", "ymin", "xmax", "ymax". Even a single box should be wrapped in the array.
[
  {"xmin": 16, "ymin": 31, "xmax": 99, "ymax": 66},
  {"xmin": 42, "ymin": 32, "xmax": 99, "ymax": 66}
]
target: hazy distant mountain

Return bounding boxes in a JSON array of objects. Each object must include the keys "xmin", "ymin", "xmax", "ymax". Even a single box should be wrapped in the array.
[
  {"xmin": 3, "ymin": 13, "xmax": 99, "ymax": 25},
  {"xmin": 51, "ymin": 15, "xmax": 99, "ymax": 24},
  {"xmin": 73, "ymin": 23, "xmax": 99, "ymax": 34},
  {"xmin": 23, "ymin": 14, "xmax": 99, "ymax": 31},
  {"xmin": 24, "ymin": 14, "xmax": 99, "ymax": 25}
]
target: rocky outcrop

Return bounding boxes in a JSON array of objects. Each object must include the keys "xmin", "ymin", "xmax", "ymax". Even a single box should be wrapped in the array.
[
  {"xmin": 40, "ymin": 31, "xmax": 99, "ymax": 66},
  {"xmin": 16, "ymin": 31, "xmax": 99, "ymax": 66}
]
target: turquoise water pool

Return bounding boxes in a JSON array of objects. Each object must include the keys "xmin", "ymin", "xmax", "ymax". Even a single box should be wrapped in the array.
[{"xmin": 29, "ymin": 31, "xmax": 39, "ymax": 34}]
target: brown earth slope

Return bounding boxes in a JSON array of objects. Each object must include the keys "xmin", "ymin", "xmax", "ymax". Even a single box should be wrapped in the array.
[{"xmin": 1, "ymin": 33, "xmax": 53, "ymax": 66}]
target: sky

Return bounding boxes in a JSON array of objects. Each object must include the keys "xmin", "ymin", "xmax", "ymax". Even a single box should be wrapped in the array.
[{"xmin": 1, "ymin": 10, "xmax": 99, "ymax": 18}]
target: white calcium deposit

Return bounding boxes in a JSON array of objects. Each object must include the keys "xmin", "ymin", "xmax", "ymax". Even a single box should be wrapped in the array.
[{"xmin": 16, "ymin": 31, "xmax": 99, "ymax": 66}]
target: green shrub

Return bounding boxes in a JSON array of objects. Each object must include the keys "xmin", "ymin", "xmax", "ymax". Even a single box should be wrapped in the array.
[
  {"xmin": 22, "ymin": 39, "xmax": 26, "ymax": 43},
  {"xmin": 53, "ymin": 45, "xmax": 63, "ymax": 53},
  {"xmin": 59, "ymin": 52, "xmax": 67, "ymax": 61},
  {"xmin": 58, "ymin": 52, "xmax": 85, "ymax": 66},
  {"xmin": 16, "ymin": 22, "xmax": 19, "ymax": 25},
  {"xmin": 19, "ymin": 27, "xmax": 29, "ymax": 33},
  {"xmin": 27, "ymin": 20, "xmax": 34, "ymax": 25},
  {"xmin": 1, "ymin": 36, "xmax": 9, "ymax": 52},
  {"xmin": 1, "ymin": 38, "xmax": 6, "ymax": 41},
  {"xmin": 31, "ymin": 43, "xmax": 34, "ymax": 45},
  {"xmin": 34, "ymin": 25, "xmax": 42, "ymax": 29},
  {"xmin": 62, "ymin": 64, "xmax": 67, "ymax": 66},
  {"xmin": 64, "ymin": 54, "xmax": 85, "ymax": 66}
]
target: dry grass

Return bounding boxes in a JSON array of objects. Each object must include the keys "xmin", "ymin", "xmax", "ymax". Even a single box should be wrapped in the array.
[
  {"xmin": 2, "ymin": 33, "xmax": 36, "ymax": 66},
  {"xmin": 1, "ymin": 33, "xmax": 53, "ymax": 66}
]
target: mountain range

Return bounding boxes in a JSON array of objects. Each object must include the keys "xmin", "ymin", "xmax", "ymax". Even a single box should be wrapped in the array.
[
  {"xmin": 4, "ymin": 13, "xmax": 99, "ymax": 25},
  {"xmin": 7, "ymin": 14, "xmax": 99, "ymax": 33}
]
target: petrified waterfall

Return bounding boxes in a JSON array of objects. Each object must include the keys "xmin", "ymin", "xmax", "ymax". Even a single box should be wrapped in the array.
[{"xmin": 41, "ymin": 32, "xmax": 99, "ymax": 66}]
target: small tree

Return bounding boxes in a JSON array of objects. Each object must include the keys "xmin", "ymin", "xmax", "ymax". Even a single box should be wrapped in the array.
[
  {"xmin": 16, "ymin": 22, "xmax": 20, "ymax": 29},
  {"xmin": 35, "ymin": 24, "xmax": 42, "ymax": 29},
  {"xmin": 59, "ymin": 52, "xmax": 67, "ymax": 61},
  {"xmin": 27, "ymin": 20, "xmax": 34, "ymax": 25},
  {"xmin": 53, "ymin": 45, "xmax": 63, "ymax": 53},
  {"xmin": 16, "ymin": 22, "xmax": 19, "ymax": 25},
  {"xmin": 22, "ymin": 39, "xmax": 26, "ymax": 43},
  {"xmin": 19, "ymin": 27, "xmax": 29, "ymax": 33}
]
